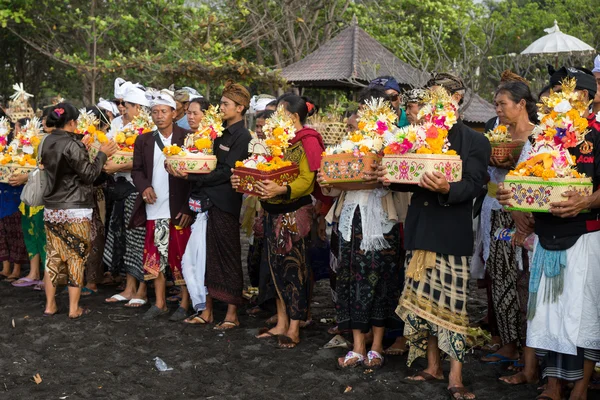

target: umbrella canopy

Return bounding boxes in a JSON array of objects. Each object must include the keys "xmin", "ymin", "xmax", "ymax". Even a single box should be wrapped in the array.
[{"xmin": 521, "ymin": 21, "xmax": 595, "ymax": 55}]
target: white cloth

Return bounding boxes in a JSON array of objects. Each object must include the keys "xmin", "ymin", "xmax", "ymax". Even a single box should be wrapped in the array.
[
  {"xmin": 181, "ymin": 212, "xmax": 208, "ymax": 311},
  {"xmin": 106, "ymin": 116, "xmax": 133, "ymax": 183},
  {"xmin": 145, "ymin": 133, "xmax": 171, "ymax": 220},
  {"xmin": 593, "ymin": 55, "xmax": 600, "ymax": 74},
  {"xmin": 123, "ymin": 85, "xmax": 150, "ymax": 107},
  {"xmin": 527, "ymin": 231, "xmax": 600, "ymax": 356},
  {"xmin": 471, "ymin": 140, "xmax": 532, "ymax": 278},
  {"xmin": 97, "ymin": 98, "xmax": 119, "ymax": 116},
  {"xmin": 146, "ymin": 89, "xmax": 176, "ymax": 109},
  {"xmin": 338, "ymin": 189, "xmax": 395, "ymax": 252}
]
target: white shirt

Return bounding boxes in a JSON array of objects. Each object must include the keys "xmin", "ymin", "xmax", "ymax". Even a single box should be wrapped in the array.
[
  {"xmin": 107, "ymin": 116, "xmax": 133, "ymax": 183},
  {"xmin": 145, "ymin": 132, "xmax": 172, "ymax": 220}
]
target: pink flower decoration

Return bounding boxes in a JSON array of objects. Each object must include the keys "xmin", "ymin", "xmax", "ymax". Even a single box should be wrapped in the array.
[
  {"xmin": 433, "ymin": 116, "xmax": 446, "ymax": 127},
  {"xmin": 400, "ymin": 138, "xmax": 413, "ymax": 153},
  {"xmin": 376, "ymin": 120, "xmax": 388, "ymax": 133}
]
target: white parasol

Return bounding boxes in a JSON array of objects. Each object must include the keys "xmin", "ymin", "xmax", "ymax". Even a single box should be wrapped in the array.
[{"xmin": 521, "ymin": 21, "xmax": 594, "ymax": 55}]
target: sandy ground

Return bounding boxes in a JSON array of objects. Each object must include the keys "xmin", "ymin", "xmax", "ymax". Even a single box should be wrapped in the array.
[
  {"xmin": 0, "ymin": 234, "xmax": 550, "ymax": 400},
  {"xmin": 0, "ymin": 277, "xmax": 545, "ymax": 400}
]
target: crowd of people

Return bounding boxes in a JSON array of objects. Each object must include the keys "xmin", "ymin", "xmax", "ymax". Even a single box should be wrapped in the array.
[{"xmin": 1, "ymin": 59, "xmax": 600, "ymax": 400}]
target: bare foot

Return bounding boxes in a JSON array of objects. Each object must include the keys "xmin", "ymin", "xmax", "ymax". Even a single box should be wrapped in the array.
[{"xmin": 499, "ymin": 371, "xmax": 538, "ymax": 385}]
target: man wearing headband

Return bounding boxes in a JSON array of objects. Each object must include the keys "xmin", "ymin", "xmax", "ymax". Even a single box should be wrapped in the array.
[
  {"xmin": 130, "ymin": 90, "xmax": 194, "ymax": 322},
  {"xmin": 497, "ymin": 66, "xmax": 600, "ymax": 400},
  {"xmin": 404, "ymin": 88, "xmax": 426, "ymax": 125},
  {"xmin": 369, "ymin": 76, "xmax": 409, "ymax": 127},
  {"xmin": 381, "ymin": 75, "xmax": 491, "ymax": 399},
  {"xmin": 103, "ymin": 84, "xmax": 152, "ymax": 308},
  {"xmin": 167, "ymin": 80, "xmax": 251, "ymax": 329}
]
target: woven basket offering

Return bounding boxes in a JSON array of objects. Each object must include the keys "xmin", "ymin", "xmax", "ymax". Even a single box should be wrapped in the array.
[
  {"xmin": 0, "ymin": 164, "xmax": 35, "ymax": 183},
  {"xmin": 165, "ymin": 154, "xmax": 217, "ymax": 174},
  {"xmin": 317, "ymin": 122, "xmax": 347, "ymax": 146},
  {"xmin": 320, "ymin": 153, "xmax": 381, "ymax": 184},
  {"xmin": 234, "ymin": 164, "xmax": 299, "ymax": 196},
  {"xmin": 88, "ymin": 143, "xmax": 133, "ymax": 165},
  {"xmin": 504, "ymin": 176, "xmax": 593, "ymax": 212},
  {"xmin": 491, "ymin": 140, "xmax": 525, "ymax": 162},
  {"xmin": 382, "ymin": 153, "xmax": 462, "ymax": 184}
]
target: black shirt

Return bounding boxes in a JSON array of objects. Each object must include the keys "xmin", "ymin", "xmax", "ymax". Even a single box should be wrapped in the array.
[
  {"xmin": 534, "ymin": 126, "xmax": 600, "ymax": 247},
  {"xmin": 188, "ymin": 120, "xmax": 251, "ymax": 218},
  {"xmin": 390, "ymin": 121, "xmax": 491, "ymax": 256}
]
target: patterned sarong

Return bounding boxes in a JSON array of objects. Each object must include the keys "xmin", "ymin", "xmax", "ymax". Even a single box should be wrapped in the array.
[
  {"xmin": 143, "ymin": 219, "xmax": 190, "ymax": 285},
  {"xmin": 397, "ymin": 250, "xmax": 470, "ymax": 364},
  {"xmin": 44, "ymin": 211, "xmax": 91, "ymax": 288}
]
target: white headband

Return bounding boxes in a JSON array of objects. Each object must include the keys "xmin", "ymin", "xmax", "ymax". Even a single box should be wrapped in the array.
[
  {"xmin": 123, "ymin": 85, "xmax": 150, "ymax": 107},
  {"xmin": 146, "ymin": 89, "xmax": 176, "ymax": 109},
  {"xmin": 97, "ymin": 98, "xmax": 120, "ymax": 116}
]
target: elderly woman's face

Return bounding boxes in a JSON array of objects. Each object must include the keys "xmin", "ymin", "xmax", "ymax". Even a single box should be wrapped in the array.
[{"xmin": 186, "ymin": 102, "xmax": 205, "ymax": 131}]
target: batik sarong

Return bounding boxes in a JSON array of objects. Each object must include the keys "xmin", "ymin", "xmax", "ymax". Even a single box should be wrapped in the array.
[{"xmin": 44, "ymin": 209, "xmax": 92, "ymax": 287}]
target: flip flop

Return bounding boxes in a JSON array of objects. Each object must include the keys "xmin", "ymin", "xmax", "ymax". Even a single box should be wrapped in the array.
[
  {"xmin": 4, "ymin": 276, "xmax": 20, "ymax": 283},
  {"xmin": 481, "ymin": 353, "xmax": 518, "ymax": 364},
  {"xmin": 105, "ymin": 294, "xmax": 131, "ymax": 303},
  {"xmin": 405, "ymin": 370, "xmax": 444, "ymax": 383},
  {"xmin": 166, "ymin": 295, "xmax": 182, "ymax": 304},
  {"xmin": 365, "ymin": 350, "xmax": 385, "ymax": 369},
  {"xmin": 124, "ymin": 298, "xmax": 147, "ymax": 308},
  {"xmin": 12, "ymin": 278, "xmax": 42, "ymax": 287},
  {"xmin": 43, "ymin": 310, "xmax": 59, "ymax": 317},
  {"xmin": 80, "ymin": 287, "xmax": 98, "ymax": 296},
  {"xmin": 69, "ymin": 308, "xmax": 92, "ymax": 320},
  {"xmin": 33, "ymin": 283, "xmax": 44, "ymax": 291},
  {"xmin": 256, "ymin": 327, "xmax": 278, "ymax": 339},
  {"xmin": 323, "ymin": 334, "xmax": 351, "ymax": 349},
  {"xmin": 184, "ymin": 313, "xmax": 212, "ymax": 325},
  {"xmin": 277, "ymin": 335, "xmax": 299, "ymax": 349},
  {"xmin": 448, "ymin": 386, "xmax": 476, "ymax": 400},
  {"xmin": 214, "ymin": 320, "xmax": 240, "ymax": 331},
  {"xmin": 337, "ymin": 351, "xmax": 365, "ymax": 369}
]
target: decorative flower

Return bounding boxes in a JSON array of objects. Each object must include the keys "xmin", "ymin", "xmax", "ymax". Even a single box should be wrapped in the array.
[
  {"xmin": 324, "ymin": 98, "xmax": 397, "ymax": 156},
  {"xmin": 5, "ymin": 117, "xmax": 43, "ymax": 166}
]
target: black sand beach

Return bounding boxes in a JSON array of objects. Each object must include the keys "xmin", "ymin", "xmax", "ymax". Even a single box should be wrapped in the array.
[{"xmin": 0, "ymin": 276, "xmax": 542, "ymax": 400}]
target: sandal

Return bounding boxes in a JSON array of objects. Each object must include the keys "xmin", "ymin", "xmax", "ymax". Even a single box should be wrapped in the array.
[
  {"xmin": 141, "ymin": 305, "xmax": 169, "ymax": 320},
  {"xmin": 105, "ymin": 294, "xmax": 131, "ymax": 304},
  {"xmin": 33, "ymin": 283, "xmax": 44, "ymax": 291},
  {"xmin": 80, "ymin": 287, "xmax": 98, "ymax": 296},
  {"xmin": 69, "ymin": 308, "xmax": 92, "ymax": 320},
  {"xmin": 4, "ymin": 275, "xmax": 20, "ymax": 283},
  {"xmin": 480, "ymin": 353, "xmax": 518, "ymax": 364},
  {"xmin": 448, "ymin": 386, "xmax": 476, "ymax": 400},
  {"xmin": 124, "ymin": 298, "xmax": 147, "ymax": 308},
  {"xmin": 184, "ymin": 313, "xmax": 212, "ymax": 325},
  {"xmin": 337, "ymin": 351, "xmax": 365, "ymax": 369},
  {"xmin": 405, "ymin": 370, "xmax": 444, "ymax": 383},
  {"xmin": 214, "ymin": 320, "xmax": 240, "ymax": 331},
  {"xmin": 12, "ymin": 278, "xmax": 41, "ymax": 288},
  {"xmin": 277, "ymin": 335, "xmax": 299, "ymax": 349},
  {"xmin": 256, "ymin": 327, "xmax": 277, "ymax": 339},
  {"xmin": 364, "ymin": 350, "xmax": 384, "ymax": 369}
]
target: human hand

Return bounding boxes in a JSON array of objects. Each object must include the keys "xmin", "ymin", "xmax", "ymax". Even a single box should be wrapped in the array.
[
  {"xmin": 496, "ymin": 182, "xmax": 512, "ymax": 207},
  {"xmin": 99, "ymin": 140, "xmax": 118, "ymax": 158},
  {"xmin": 176, "ymin": 212, "xmax": 192, "ymax": 228},
  {"xmin": 419, "ymin": 171, "xmax": 450, "ymax": 194},
  {"xmin": 256, "ymin": 179, "xmax": 286, "ymax": 199},
  {"xmin": 490, "ymin": 154, "xmax": 515, "ymax": 169},
  {"xmin": 230, "ymin": 169, "xmax": 241, "ymax": 189},
  {"xmin": 102, "ymin": 159, "xmax": 121, "ymax": 175},
  {"xmin": 8, "ymin": 173, "xmax": 28, "ymax": 186},
  {"xmin": 376, "ymin": 164, "xmax": 391, "ymax": 187},
  {"xmin": 142, "ymin": 187, "xmax": 157, "ymax": 204},
  {"xmin": 549, "ymin": 190, "xmax": 591, "ymax": 218},
  {"xmin": 511, "ymin": 211, "xmax": 534, "ymax": 236},
  {"xmin": 165, "ymin": 162, "xmax": 188, "ymax": 179}
]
